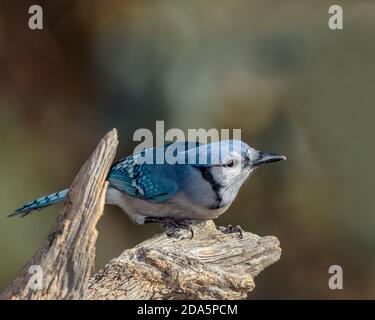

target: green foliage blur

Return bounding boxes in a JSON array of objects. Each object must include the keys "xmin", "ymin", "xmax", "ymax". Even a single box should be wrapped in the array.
[{"xmin": 0, "ymin": 0, "xmax": 374, "ymax": 299}]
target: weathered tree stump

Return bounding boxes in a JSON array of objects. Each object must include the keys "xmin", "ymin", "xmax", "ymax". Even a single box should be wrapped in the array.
[
  {"xmin": 0, "ymin": 129, "xmax": 118, "ymax": 299},
  {"xmin": 86, "ymin": 220, "xmax": 281, "ymax": 300}
]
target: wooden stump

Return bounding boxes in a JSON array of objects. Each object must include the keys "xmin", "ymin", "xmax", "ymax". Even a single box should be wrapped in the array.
[
  {"xmin": 0, "ymin": 129, "xmax": 118, "ymax": 299},
  {"xmin": 86, "ymin": 220, "xmax": 281, "ymax": 300}
]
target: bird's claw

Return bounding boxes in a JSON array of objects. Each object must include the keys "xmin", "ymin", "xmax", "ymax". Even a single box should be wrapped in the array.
[
  {"xmin": 165, "ymin": 219, "xmax": 194, "ymax": 239},
  {"xmin": 217, "ymin": 224, "xmax": 243, "ymax": 239},
  {"xmin": 164, "ymin": 218, "xmax": 195, "ymax": 239},
  {"xmin": 144, "ymin": 216, "xmax": 195, "ymax": 239}
]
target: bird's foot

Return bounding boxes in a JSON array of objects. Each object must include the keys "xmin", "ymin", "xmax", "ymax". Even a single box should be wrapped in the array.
[
  {"xmin": 164, "ymin": 218, "xmax": 195, "ymax": 239},
  {"xmin": 144, "ymin": 216, "xmax": 195, "ymax": 239},
  {"xmin": 217, "ymin": 224, "xmax": 243, "ymax": 239}
]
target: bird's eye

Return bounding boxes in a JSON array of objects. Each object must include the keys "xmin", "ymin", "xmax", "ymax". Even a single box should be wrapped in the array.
[{"xmin": 225, "ymin": 159, "xmax": 237, "ymax": 168}]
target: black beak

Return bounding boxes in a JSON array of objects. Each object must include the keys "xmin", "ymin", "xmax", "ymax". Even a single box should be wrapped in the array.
[{"xmin": 252, "ymin": 152, "xmax": 287, "ymax": 167}]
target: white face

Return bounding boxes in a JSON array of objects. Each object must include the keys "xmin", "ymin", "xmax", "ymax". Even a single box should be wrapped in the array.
[
  {"xmin": 209, "ymin": 149, "xmax": 254, "ymax": 206},
  {"xmin": 195, "ymin": 141, "xmax": 285, "ymax": 208}
]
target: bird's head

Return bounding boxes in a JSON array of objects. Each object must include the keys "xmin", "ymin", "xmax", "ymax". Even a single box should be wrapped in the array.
[{"xmin": 192, "ymin": 140, "xmax": 286, "ymax": 207}]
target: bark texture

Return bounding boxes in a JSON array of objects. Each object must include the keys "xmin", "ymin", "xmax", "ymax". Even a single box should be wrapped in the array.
[
  {"xmin": 86, "ymin": 221, "xmax": 281, "ymax": 300},
  {"xmin": 0, "ymin": 129, "xmax": 118, "ymax": 299}
]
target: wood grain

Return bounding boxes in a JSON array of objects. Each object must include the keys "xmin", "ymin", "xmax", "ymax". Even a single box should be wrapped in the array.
[
  {"xmin": 86, "ymin": 220, "xmax": 281, "ymax": 300},
  {"xmin": 0, "ymin": 129, "xmax": 118, "ymax": 299}
]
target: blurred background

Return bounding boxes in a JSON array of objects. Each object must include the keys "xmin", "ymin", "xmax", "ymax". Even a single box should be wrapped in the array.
[{"xmin": 0, "ymin": 0, "xmax": 374, "ymax": 299}]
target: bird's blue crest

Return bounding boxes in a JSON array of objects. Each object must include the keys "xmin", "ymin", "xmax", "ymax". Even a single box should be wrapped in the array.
[{"xmin": 184, "ymin": 140, "xmax": 250, "ymax": 166}]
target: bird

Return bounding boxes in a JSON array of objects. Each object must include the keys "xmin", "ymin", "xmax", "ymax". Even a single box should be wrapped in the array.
[{"xmin": 9, "ymin": 140, "xmax": 286, "ymax": 238}]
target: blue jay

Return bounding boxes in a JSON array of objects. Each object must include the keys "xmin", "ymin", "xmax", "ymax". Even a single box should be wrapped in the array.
[{"xmin": 9, "ymin": 140, "xmax": 286, "ymax": 238}]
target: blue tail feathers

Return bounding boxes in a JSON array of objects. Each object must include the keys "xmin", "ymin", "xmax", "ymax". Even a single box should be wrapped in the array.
[{"xmin": 9, "ymin": 189, "xmax": 69, "ymax": 217}]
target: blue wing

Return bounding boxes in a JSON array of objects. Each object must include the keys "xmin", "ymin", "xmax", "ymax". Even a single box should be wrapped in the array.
[
  {"xmin": 108, "ymin": 142, "xmax": 201, "ymax": 202},
  {"xmin": 107, "ymin": 142, "xmax": 201, "ymax": 202},
  {"xmin": 108, "ymin": 157, "xmax": 177, "ymax": 202}
]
